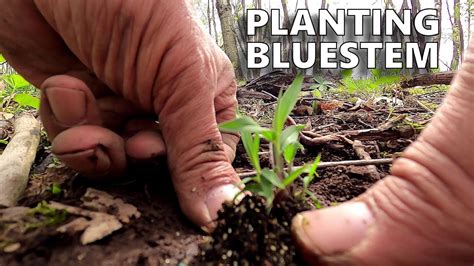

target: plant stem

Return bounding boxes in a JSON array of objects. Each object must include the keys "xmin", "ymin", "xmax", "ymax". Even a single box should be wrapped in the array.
[{"xmin": 273, "ymin": 133, "xmax": 284, "ymax": 180}]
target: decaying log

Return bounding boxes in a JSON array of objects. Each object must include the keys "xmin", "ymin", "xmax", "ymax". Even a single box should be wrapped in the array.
[
  {"xmin": 0, "ymin": 114, "xmax": 40, "ymax": 206},
  {"xmin": 400, "ymin": 71, "xmax": 455, "ymax": 88}
]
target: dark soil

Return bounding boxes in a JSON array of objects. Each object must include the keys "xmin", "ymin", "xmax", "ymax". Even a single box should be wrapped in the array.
[
  {"xmin": 200, "ymin": 195, "xmax": 310, "ymax": 265},
  {"xmin": 0, "ymin": 72, "xmax": 447, "ymax": 265}
]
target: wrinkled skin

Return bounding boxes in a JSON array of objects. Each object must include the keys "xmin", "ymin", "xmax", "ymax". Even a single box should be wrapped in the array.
[
  {"xmin": 1, "ymin": 1, "xmax": 473, "ymax": 265},
  {"xmin": 291, "ymin": 44, "xmax": 474, "ymax": 264},
  {"xmin": 0, "ymin": 0, "xmax": 240, "ymax": 229}
]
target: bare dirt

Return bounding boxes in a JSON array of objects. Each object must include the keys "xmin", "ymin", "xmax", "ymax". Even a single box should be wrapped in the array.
[{"xmin": 0, "ymin": 71, "xmax": 446, "ymax": 265}]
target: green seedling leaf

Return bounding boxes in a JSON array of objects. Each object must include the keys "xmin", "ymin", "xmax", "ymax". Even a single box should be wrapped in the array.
[
  {"xmin": 261, "ymin": 168, "xmax": 284, "ymax": 189},
  {"xmin": 219, "ymin": 115, "xmax": 272, "ymax": 136},
  {"xmin": 283, "ymin": 142, "xmax": 304, "ymax": 165},
  {"xmin": 281, "ymin": 125, "xmax": 305, "ymax": 164},
  {"xmin": 50, "ymin": 183, "xmax": 62, "ymax": 195},
  {"xmin": 0, "ymin": 139, "xmax": 8, "ymax": 145},
  {"xmin": 241, "ymin": 131, "xmax": 261, "ymax": 174},
  {"xmin": 280, "ymin": 125, "xmax": 305, "ymax": 151},
  {"xmin": 28, "ymin": 201, "xmax": 68, "ymax": 229},
  {"xmin": 14, "ymin": 93, "xmax": 40, "ymax": 109},
  {"xmin": 239, "ymin": 177, "xmax": 255, "ymax": 185},
  {"xmin": 304, "ymin": 153, "xmax": 322, "ymax": 188},
  {"xmin": 274, "ymin": 74, "xmax": 304, "ymax": 133},
  {"xmin": 0, "ymin": 54, "xmax": 5, "ymax": 64},
  {"xmin": 4, "ymin": 74, "xmax": 30, "ymax": 89},
  {"xmin": 305, "ymin": 190, "xmax": 322, "ymax": 209},
  {"xmin": 283, "ymin": 164, "xmax": 310, "ymax": 187},
  {"xmin": 260, "ymin": 130, "xmax": 275, "ymax": 141},
  {"xmin": 312, "ymin": 89, "xmax": 322, "ymax": 98},
  {"xmin": 245, "ymin": 181, "xmax": 274, "ymax": 204}
]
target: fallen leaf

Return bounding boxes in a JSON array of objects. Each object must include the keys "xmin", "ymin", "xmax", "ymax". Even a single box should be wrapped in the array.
[
  {"xmin": 50, "ymin": 201, "xmax": 123, "ymax": 245},
  {"xmin": 81, "ymin": 214, "xmax": 122, "ymax": 245},
  {"xmin": 81, "ymin": 188, "xmax": 141, "ymax": 223},
  {"xmin": 56, "ymin": 217, "xmax": 89, "ymax": 234}
]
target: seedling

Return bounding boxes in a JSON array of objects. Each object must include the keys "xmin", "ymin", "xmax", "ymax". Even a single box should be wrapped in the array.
[
  {"xmin": 311, "ymin": 76, "xmax": 334, "ymax": 111},
  {"xmin": 27, "ymin": 201, "xmax": 68, "ymax": 230},
  {"xmin": 219, "ymin": 74, "xmax": 321, "ymax": 209},
  {"xmin": 50, "ymin": 183, "xmax": 62, "ymax": 195}
]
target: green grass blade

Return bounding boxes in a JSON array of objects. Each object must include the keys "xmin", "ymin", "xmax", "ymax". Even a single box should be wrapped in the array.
[
  {"xmin": 274, "ymin": 74, "xmax": 304, "ymax": 132},
  {"xmin": 261, "ymin": 168, "xmax": 284, "ymax": 189},
  {"xmin": 283, "ymin": 164, "xmax": 310, "ymax": 187},
  {"xmin": 219, "ymin": 115, "xmax": 272, "ymax": 135}
]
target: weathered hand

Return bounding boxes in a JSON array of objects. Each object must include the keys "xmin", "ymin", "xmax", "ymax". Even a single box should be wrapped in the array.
[
  {"xmin": 0, "ymin": 0, "xmax": 240, "ymax": 229},
  {"xmin": 292, "ymin": 42, "xmax": 474, "ymax": 264}
]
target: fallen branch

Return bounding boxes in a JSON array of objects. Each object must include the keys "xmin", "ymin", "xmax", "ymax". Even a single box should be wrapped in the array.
[
  {"xmin": 415, "ymin": 99, "xmax": 436, "ymax": 115},
  {"xmin": 237, "ymin": 89, "xmax": 274, "ymax": 101},
  {"xmin": 237, "ymin": 158, "xmax": 393, "ymax": 178},
  {"xmin": 300, "ymin": 115, "xmax": 415, "ymax": 146},
  {"xmin": 400, "ymin": 71, "xmax": 455, "ymax": 88},
  {"xmin": 0, "ymin": 114, "xmax": 40, "ymax": 206},
  {"xmin": 343, "ymin": 137, "xmax": 380, "ymax": 180}
]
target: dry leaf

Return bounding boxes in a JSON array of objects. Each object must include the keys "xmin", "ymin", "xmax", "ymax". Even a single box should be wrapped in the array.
[
  {"xmin": 50, "ymin": 201, "xmax": 123, "ymax": 245},
  {"xmin": 81, "ymin": 188, "xmax": 141, "ymax": 223}
]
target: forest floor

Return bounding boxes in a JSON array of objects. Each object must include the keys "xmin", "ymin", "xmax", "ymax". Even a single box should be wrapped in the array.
[{"xmin": 0, "ymin": 71, "xmax": 448, "ymax": 265}]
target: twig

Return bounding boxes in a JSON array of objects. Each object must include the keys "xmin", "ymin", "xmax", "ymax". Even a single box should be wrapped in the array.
[
  {"xmin": 343, "ymin": 138, "xmax": 381, "ymax": 180},
  {"xmin": 260, "ymin": 90, "xmax": 278, "ymax": 100},
  {"xmin": 415, "ymin": 99, "xmax": 436, "ymax": 115},
  {"xmin": 237, "ymin": 158, "xmax": 394, "ymax": 178}
]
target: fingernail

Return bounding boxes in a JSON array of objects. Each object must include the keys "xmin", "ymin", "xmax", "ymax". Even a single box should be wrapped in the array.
[
  {"xmin": 292, "ymin": 202, "xmax": 374, "ymax": 256},
  {"xmin": 56, "ymin": 146, "xmax": 111, "ymax": 178},
  {"xmin": 205, "ymin": 184, "xmax": 240, "ymax": 221},
  {"xmin": 45, "ymin": 87, "xmax": 87, "ymax": 126}
]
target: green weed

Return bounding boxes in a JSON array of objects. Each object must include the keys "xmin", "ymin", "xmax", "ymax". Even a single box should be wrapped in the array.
[
  {"xmin": 0, "ymin": 57, "xmax": 40, "ymax": 113},
  {"xmin": 27, "ymin": 201, "xmax": 68, "ymax": 230}
]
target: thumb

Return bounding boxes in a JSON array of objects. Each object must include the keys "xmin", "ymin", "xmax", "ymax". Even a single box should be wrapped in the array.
[
  {"xmin": 156, "ymin": 55, "xmax": 240, "ymax": 230},
  {"xmin": 292, "ymin": 44, "xmax": 474, "ymax": 265}
]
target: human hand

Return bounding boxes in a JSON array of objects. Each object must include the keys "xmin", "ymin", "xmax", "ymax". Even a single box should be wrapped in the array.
[
  {"xmin": 292, "ymin": 42, "xmax": 474, "ymax": 265},
  {"xmin": 0, "ymin": 0, "xmax": 240, "ymax": 230}
]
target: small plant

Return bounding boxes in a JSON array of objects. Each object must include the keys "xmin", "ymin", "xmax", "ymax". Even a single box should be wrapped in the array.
[
  {"xmin": 311, "ymin": 76, "xmax": 334, "ymax": 111},
  {"xmin": 50, "ymin": 183, "xmax": 62, "ymax": 195},
  {"xmin": 219, "ymin": 74, "xmax": 321, "ymax": 209},
  {"xmin": 27, "ymin": 201, "xmax": 68, "ymax": 230},
  {"xmin": 311, "ymin": 76, "xmax": 334, "ymax": 96},
  {"xmin": 0, "ymin": 58, "xmax": 40, "ymax": 112}
]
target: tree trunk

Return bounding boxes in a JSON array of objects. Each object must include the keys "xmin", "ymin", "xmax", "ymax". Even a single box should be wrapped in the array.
[
  {"xmin": 216, "ymin": 0, "xmax": 243, "ymax": 80},
  {"xmin": 468, "ymin": 0, "xmax": 472, "ymax": 42},
  {"xmin": 301, "ymin": 0, "xmax": 309, "ymax": 74},
  {"xmin": 211, "ymin": 0, "xmax": 218, "ymax": 43},
  {"xmin": 454, "ymin": 0, "xmax": 464, "ymax": 63},
  {"xmin": 447, "ymin": 0, "xmax": 461, "ymax": 70},
  {"xmin": 207, "ymin": 0, "xmax": 212, "ymax": 35},
  {"xmin": 433, "ymin": 0, "xmax": 442, "ymax": 63},
  {"xmin": 280, "ymin": 0, "xmax": 295, "ymax": 73},
  {"xmin": 314, "ymin": 0, "xmax": 327, "ymax": 75}
]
